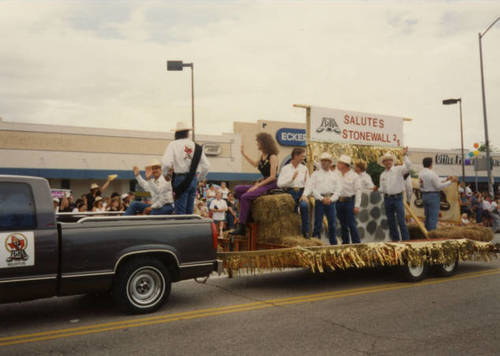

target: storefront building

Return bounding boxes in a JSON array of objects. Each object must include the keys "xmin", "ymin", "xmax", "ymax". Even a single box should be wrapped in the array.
[{"xmin": 1, "ymin": 117, "xmax": 498, "ymax": 197}]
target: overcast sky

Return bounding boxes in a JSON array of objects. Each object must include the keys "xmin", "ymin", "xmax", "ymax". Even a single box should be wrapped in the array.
[{"xmin": 0, "ymin": 0, "xmax": 499, "ymax": 150}]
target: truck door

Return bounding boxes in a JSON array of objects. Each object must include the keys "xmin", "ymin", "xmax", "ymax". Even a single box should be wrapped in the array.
[{"xmin": 0, "ymin": 180, "xmax": 58, "ymax": 303}]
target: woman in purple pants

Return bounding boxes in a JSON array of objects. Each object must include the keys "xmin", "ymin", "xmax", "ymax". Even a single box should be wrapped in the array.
[{"xmin": 230, "ymin": 133, "xmax": 279, "ymax": 236}]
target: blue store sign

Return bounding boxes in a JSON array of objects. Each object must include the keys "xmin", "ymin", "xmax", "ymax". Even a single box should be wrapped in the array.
[{"xmin": 276, "ymin": 128, "xmax": 306, "ymax": 147}]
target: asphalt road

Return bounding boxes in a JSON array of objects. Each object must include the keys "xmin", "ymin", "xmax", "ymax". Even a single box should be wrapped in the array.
[{"xmin": 0, "ymin": 238, "xmax": 499, "ymax": 355}]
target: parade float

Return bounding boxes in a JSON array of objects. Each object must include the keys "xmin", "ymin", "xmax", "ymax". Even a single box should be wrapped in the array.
[{"xmin": 218, "ymin": 105, "xmax": 498, "ymax": 280}]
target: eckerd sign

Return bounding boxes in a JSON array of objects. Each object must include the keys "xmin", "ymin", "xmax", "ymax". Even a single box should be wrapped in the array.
[{"xmin": 276, "ymin": 128, "xmax": 306, "ymax": 147}]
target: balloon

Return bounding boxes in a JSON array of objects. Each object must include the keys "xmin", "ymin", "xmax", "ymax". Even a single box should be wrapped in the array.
[
  {"xmin": 468, "ymin": 152, "xmax": 474, "ymax": 158},
  {"xmin": 474, "ymin": 151, "xmax": 479, "ymax": 156},
  {"xmin": 473, "ymin": 143, "xmax": 479, "ymax": 149},
  {"xmin": 465, "ymin": 159, "xmax": 471, "ymax": 165}
]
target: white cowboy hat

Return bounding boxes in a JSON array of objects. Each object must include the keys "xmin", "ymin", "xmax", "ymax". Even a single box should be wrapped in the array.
[
  {"xmin": 121, "ymin": 193, "xmax": 129, "ymax": 200},
  {"xmin": 94, "ymin": 196, "xmax": 103, "ymax": 203},
  {"xmin": 172, "ymin": 121, "xmax": 192, "ymax": 132},
  {"xmin": 319, "ymin": 152, "xmax": 333, "ymax": 162},
  {"xmin": 147, "ymin": 158, "xmax": 162, "ymax": 168},
  {"xmin": 90, "ymin": 183, "xmax": 99, "ymax": 190},
  {"xmin": 337, "ymin": 154, "xmax": 352, "ymax": 166},
  {"xmin": 378, "ymin": 152, "xmax": 397, "ymax": 167},
  {"xmin": 53, "ymin": 198, "xmax": 60, "ymax": 203}
]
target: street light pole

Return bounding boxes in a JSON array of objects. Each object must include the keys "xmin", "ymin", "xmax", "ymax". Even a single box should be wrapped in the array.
[
  {"xmin": 442, "ymin": 98, "xmax": 465, "ymax": 184},
  {"xmin": 190, "ymin": 63, "xmax": 195, "ymax": 142},
  {"xmin": 478, "ymin": 16, "xmax": 499, "ymax": 197},
  {"xmin": 167, "ymin": 60, "xmax": 195, "ymax": 142}
]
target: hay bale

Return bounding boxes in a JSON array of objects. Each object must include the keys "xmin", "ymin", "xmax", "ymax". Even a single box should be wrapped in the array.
[
  {"xmin": 281, "ymin": 236, "xmax": 325, "ymax": 247},
  {"xmin": 428, "ymin": 225, "xmax": 494, "ymax": 242},
  {"xmin": 408, "ymin": 223, "xmax": 494, "ymax": 242},
  {"xmin": 252, "ymin": 193, "xmax": 296, "ymax": 222},
  {"xmin": 250, "ymin": 193, "xmax": 303, "ymax": 244}
]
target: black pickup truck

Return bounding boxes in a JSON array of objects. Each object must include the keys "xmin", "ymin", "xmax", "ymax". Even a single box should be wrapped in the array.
[{"xmin": 0, "ymin": 175, "xmax": 221, "ymax": 313}]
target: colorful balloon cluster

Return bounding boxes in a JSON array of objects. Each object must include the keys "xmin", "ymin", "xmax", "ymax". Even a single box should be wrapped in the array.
[{"xmin": 468, "ymin": 142, "xmax": 480, "ymax": 158}]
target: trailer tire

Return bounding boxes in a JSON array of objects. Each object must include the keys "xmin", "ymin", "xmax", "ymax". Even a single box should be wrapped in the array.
[
  {"xmin": 434, "ymin": 258, "xmax": 458, "ymax": 277},
  {"xmin": 400, "ymin": 262, "xmax": 428, "ymax": 282},
  {"xmin": 113, "ymin": 257, "xmax": 171, "ymax": 314}
]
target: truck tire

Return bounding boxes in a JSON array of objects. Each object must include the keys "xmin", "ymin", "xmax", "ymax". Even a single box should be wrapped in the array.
[
  {"xmin": 399, "ymin": 262, "xmax": 428, "ymax": 282},
  {"xmin": 113, "ymin": 257, "xmax": 171, "ymax": 314},
  {"xmin": 434, "ymin": 258, "xmax": 458, "ymax": 277}
]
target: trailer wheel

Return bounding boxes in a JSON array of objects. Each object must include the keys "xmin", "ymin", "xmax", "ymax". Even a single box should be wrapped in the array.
[
  {"xmin": 435, "ymin": 258, "xmax": 458, "ymax": 277},
  {"xmin": 400, "ymin": 262, "xmax": 428, "ymax": 282},
  {"xmin": 113, "ymin": 257, "xmax": 171, "ymax": 314}
]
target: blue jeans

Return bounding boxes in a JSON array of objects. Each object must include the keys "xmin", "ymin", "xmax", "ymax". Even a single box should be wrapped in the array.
[
  {"xmin": 287, "ymin": 189, "xmax": 310, "ymax": 237},
  {"xmin": 125, "ymin": 201, "xmax": 174, "ymax": 216},
  {"xmin": 173, "ymin": 175, "xmax": 197, "ymax": 215},
  {"xmin": 124, "ymin": 201, "xmax": 150, "ymax": 215},
  {"xmin": 384, "ymin": 194, "xmax": 409, "ymax": 241},
  {"xmin": 336, "ymin": 199, "xmax": 360, "ymax": 244},
  {"xmin": 151, "ymin": 204, "xmax": 174, "ymax": 215},
  {"xmin": 422, "ymin": 192, "xmax": 440, "ymax": 231},
  {"xmin": 313, "ymin": 200, "xmax": 336, "ymax": 245},
  {"xmin": 226, "ymin": 211, "xmax": 236, "ymax": 229}
]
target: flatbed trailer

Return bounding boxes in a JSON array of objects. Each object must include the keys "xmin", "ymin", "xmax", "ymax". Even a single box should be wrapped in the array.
[{"xmin": 217, "ymin": 238, "xmax": 498, "ymax": 281}]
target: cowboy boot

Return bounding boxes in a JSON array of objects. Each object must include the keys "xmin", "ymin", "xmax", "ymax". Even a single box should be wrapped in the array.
[{"xmin": 229, "ymin": 223, "xmax": 246, "ymax": 236}]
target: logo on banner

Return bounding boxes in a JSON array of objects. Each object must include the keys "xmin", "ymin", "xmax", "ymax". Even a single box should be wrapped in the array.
[
  {"xmin": 4, "ymin": 233, "xmax": 30, "ymax": 265},
  {"xmin": 316, "ymin": 117, "xmax": 341, "ymax": 134}
]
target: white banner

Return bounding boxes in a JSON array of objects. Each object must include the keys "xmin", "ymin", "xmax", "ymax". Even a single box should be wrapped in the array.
[
  {"xmin": 0, "ymin": 231, "xmax": 35, "ymax": 268},
  {"xmin": 310, "ymin": 106, "xmax": 404, "ymax": 147}
]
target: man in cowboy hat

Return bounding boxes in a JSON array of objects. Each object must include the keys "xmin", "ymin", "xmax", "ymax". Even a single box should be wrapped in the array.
[
  {"xmin": 125, "ymin": 158, "xmax": 174, "ymax": 215},
  {"xmin": 378, "ymin": 147, "xmax": 411, "ymax": 241},
  {"xmin": 336, "ymin": 154, "xmax": 362, "ymax": 244},
  {"xmin": 278, "ymin": 147, "xmax": 310, "ymax": 238},
  {"xmin": 307, "ymin": 152, "xmax": 341, "ymax": 245},
  {"xmin": 85, "ymin": 178, "xmax": 113, "ymax": 211},
  {"xmin": 161, "ymin": 121, "xmax": 210, "ymax": 214}
]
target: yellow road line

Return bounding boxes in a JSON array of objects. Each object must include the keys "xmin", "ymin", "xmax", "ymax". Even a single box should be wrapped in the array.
[{"xmin": 1, "ymin": 268, "xmax": 498, "ymax": 347}]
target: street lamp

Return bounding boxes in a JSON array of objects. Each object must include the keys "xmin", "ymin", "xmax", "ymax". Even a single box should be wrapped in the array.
[
  {"xmin": 478, "ymin": 16, "xmax": 499, "ymax": 197},
  {"xmin": 167, "ymin": 60, "xmax": 195, "ymax": 142},
  {"xmin": 443, "ymin": 98, "xmax": 465, "ymax": 183}
]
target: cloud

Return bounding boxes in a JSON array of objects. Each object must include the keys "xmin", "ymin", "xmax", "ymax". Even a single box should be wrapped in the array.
[{"xmin": 0, "ymin": 0, "xmax": 499, "ymax": 150}]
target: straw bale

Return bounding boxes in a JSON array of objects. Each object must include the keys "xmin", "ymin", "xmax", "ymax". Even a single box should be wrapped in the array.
[
  {"xmin": 252, "ymin": 194, "xmax": 296, "ymax": 223},
  {"xmin": 281, "ymin": 236, "xmax": 326, "ymax": 247},
  {"xmin": 408, "ymin": 224, "xmax": 494, "ymax": 242},
  {"xmin": 250, "ymin": 193, "xmax": 304, "ymax": 243}
]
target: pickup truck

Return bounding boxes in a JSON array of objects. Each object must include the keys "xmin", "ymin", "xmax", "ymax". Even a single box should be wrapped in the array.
[{"xmin": 0, "ymin": 175, "xmax": 221, "ymax": 314}]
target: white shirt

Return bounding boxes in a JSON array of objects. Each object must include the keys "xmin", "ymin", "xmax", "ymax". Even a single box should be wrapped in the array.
[
  {"xmin": 405, "ymin": 177, "xmax": 413, "ymax": 202},
  {"xmin": 482, "ymin": 200, "xmax": 492, "ymax": 212},
  {"xmin": 310, "ymin": 169, "xmax": 341, "ymax": 202},
  {"xmin": 136, "ymin": 174, "xmax": 174, "ymax": 209},
  {"xmin": 337, "ymin": 169, "xmax": 362, "ymax": 208},
  {"xmin": 379, "ymin": 155, "xmax": 412, "ymax": 195},
  {"xmin": 277, "ymin": 163, "xmax": 309, "ymax": 189},
  {"xmin": 358, "ymin": 172, "xmax": 374, "ymax": 192},
  {"xmin": 206, "ymin": 189, "xmax": 216, "ymax": 199},
  {"xmin": 220, "ymin": 187, "xmax": 230, "ymax": 199},
  {"xmin": 418, "ymin": 168, "xmax": 451, "ymax": 192},
  {"xmin": 161, "ymin": 138, "xmax": 210, "ymax": 180},
  {"xmin": 209, "ymin": 199, "xmax": 228, "ymax": 221}
]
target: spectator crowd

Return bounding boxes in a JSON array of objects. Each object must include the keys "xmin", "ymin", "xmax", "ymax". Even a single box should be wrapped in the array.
[{"xmin": 458, "ymin": 182, "xmax": 500, "ymax": 230}]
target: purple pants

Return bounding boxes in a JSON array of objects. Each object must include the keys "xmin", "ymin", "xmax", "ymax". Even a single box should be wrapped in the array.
[{"xmin": 234, "ymin": 181, "xmax": 277, "ymax": 224}]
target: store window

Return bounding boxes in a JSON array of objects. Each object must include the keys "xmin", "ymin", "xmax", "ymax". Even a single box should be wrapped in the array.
[{"xmin": 0, "ymin": 183, "xmax": 36, "ymax": 230}]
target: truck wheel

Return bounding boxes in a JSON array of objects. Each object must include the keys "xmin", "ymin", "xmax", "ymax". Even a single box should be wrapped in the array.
[
  {"xmin": 113, "ymin": 257, "xmax": 171, "ymax": 314},
  {"xmin": 435, "ymin": 258, "xmax": 458, "ymax": 277},
  {"xmin": 400, "ymin": 262, "xmax": 428, "ymax": 282}
]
